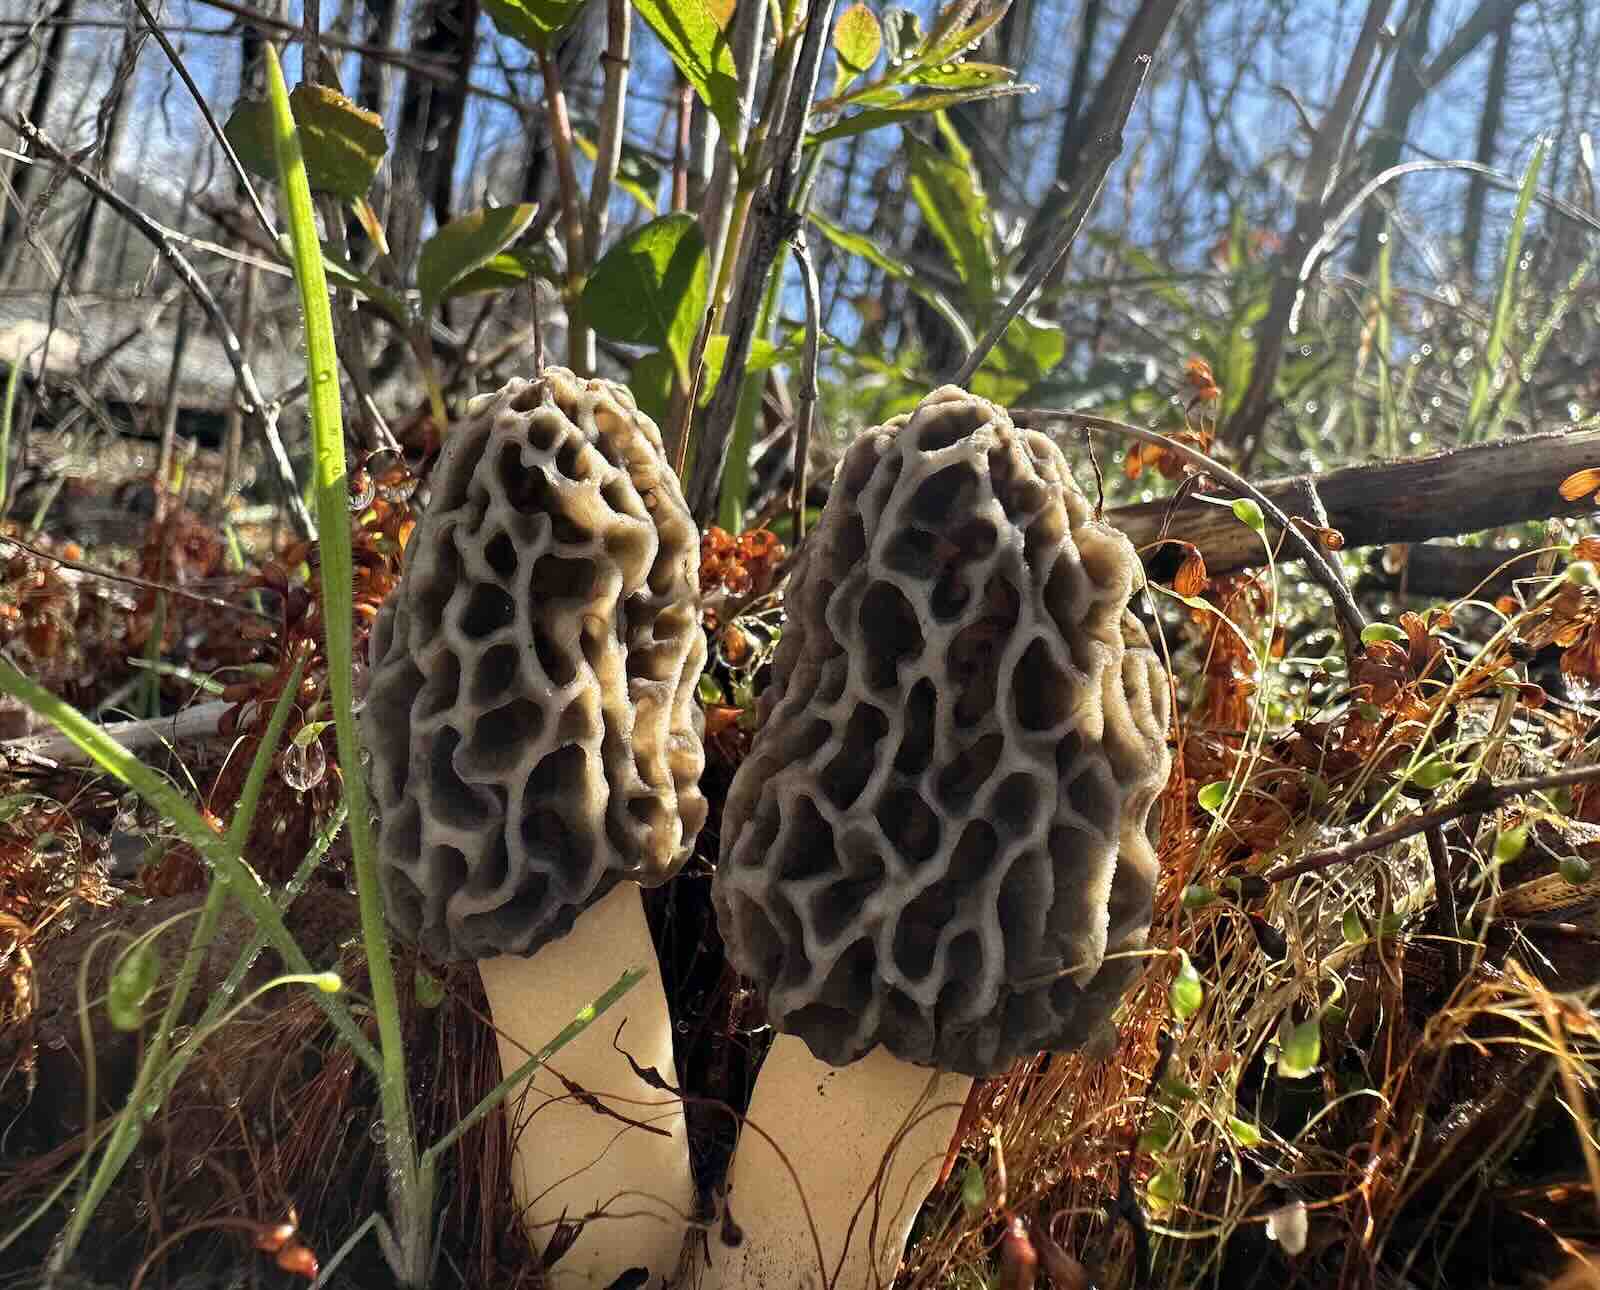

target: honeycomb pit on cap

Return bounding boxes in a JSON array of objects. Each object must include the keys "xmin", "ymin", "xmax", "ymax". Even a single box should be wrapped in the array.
[
  {"xmin": 362, "ymin": 368, "xmax": 706, "ymax": 1286},
  {"xmin": 704, "ymin": 384, "xmax": 1171, "ymax": 1288}
]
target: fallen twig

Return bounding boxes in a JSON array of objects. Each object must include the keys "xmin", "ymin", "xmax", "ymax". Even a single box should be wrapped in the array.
[
  {"xmin": 1, "ymin": 699, "xmax": 231, "ymax": 767},
  {"xmin": 1266, "ymin": 765, "xmax": 1600, "ymax": 882}
]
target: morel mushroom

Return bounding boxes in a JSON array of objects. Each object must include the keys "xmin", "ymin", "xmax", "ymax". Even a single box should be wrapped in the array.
[
  {"xmin": 363, "ymin": 369, "xmax": 706, "ymax": 1284},
  {"xmin": 710, "ymin": 386, "xmax": 1171, "ymax": 1286}
]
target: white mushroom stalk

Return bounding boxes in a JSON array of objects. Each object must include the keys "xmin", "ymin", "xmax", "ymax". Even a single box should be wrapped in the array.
[
  {"xmin": 713, "ymin": 1036, "xmax": 970, "ymax": 1287},
  {"xmin": 708, "ymin": 387, "xmax": 1172, "ymax": 1288},
  {"xmin": 363, "ymin": 370, "xmax": 709, "ymax": 1287},
  {"xmin": 479, "ymin": 884, "xmax": 691, "ymax": 1285}
]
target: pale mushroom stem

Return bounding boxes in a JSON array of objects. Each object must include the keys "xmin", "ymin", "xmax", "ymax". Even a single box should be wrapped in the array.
[
  {"xmin": 477, "ymin": 882, "xmax": 693, "ymax": 1287},
  {"xmin": 705, "ymin": 1035, "xmax": 973, "ymax": 1290}
]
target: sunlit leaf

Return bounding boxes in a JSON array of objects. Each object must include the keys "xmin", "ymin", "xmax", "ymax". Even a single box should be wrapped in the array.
[
  {"xmin": 1408, "ymin": 757, "xmax": 1458, "ymax": 790},
  {"xmin": 1181, "ymin": 884, "xmax": 1217, "ymax": 910},
  {"xmin": 971, "ymin": 313, "xmax": 1064, "ymax": 403},
  {"xmin": 1226, "ymin": 1116, "xmax": 1262, "ymax": 1148},
  {"xmin": 1360, "ymin": 623, "xmax": 1406, "ymax": 644},
  {"xmin": 1276, "ymin": 1012, "xmax": 1321, "ymax": 1080},
  {"xmin": 225, "ymin": 84, "xmax": 387, "ymax": 200},
  {"xmin": 1559, "ymin": 466, "xmax": 1600, "ymax": 502},
  {"xmin": 1169, "ymin": 950, "xmax": 1203, "ymax": 1020},
  {"xmin": 905, "ymin": 124, "xmax": 993, "ymax": 296},
  {"xmin": 1494, "ymin": 824, "xmax": 1529, "ymax": 863},
  {"xmin": 833, "ymin": 2, "xmax": 883, "ymax": 95},
  {"xmin": 1197, "ymin": 781, "xmax": 1229, "ymax": 814},
  {"xmin": 584, "ymin": 213, "xmax": 708, "ymax": 386},
  {"xmin": 1146, "ymin": 1165, "xmax": 1181, "ymax": 1213},
  {"xmin": 633, "ymin": 0, "xmax": 742, "ymax": 138},
  {"xmin": 809, "ymin": 85, "xmax": 1032, "ymax": 144},
  {"xmin": 1231, "ymin": 498, "xmax": 1265, "ymax": 533},
  {"xmin": 418, "ymin": 204, "xmax": 539, "ymax": 315},
  {"xmin": 1341, "ymin": 906, "xmax": 1366, "ymax": 945},
  {"xmin": 482, "ymin": 0, "xmax": 588, "ymax": 52}
]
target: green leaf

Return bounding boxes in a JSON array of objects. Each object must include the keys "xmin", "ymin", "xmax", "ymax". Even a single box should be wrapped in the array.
[
  {"xmin": 632, "ymin": 0, "xmax": 742, "ymax": 139},
  {"xmin": 1464, "ymin": 136, "xmax": 1548, "ymax": 441},
  {"xmin": 833, "ymin": 3, "xmax": 883, "ymax": 94},
  {"xmin": 1276, "ymin": 1012, "xmax": 1321, "ymax": 1080},
  {"xmin": 809, "ymin": 85, "xmax": 1031, "ymax": 144},
  {"xmin": 292, "ymin": 720, "xmax": 332, "ymax": 749},
  {"xmin": 970, "ymin": 314, "xmax": 1064, "ymax": 403},
  {"xmin": 1197, "ymin": 781, "xmax": 1230, "ymax": 815},
  {"xmin": 418, "ymin": 204, "xmax": 539, "ymax": 316},
  {"xmin": 107, "ymin": 941, "xmax": 160, "ymax": 1032},
  {"xmin": 1181, "ymin": 884, "xmax": 1218, "ymax": 910},
  {"xmin": 905, "ymin": 60, "xmax": 1013, "ymax": 90},
  {"xmin": 697, "ymin": 673, "xmax": 726, "ymax": 705},
  {"xmin": 585, "ymin": 213, "xmax": 709, "ymax": 385},
  {"xmin": 1136, "ymin": 1107, "xmax": 1175, "ymax": 1154},
  {"xmin": 414, "ymin": 966, "xmax": 446, "ymax": 1009},
  {"xmin": 1494, "ymin": 825, "xmax": 1529, "ymax": 864},
  {"xmin": 1408, "ymin": 757, "xmax": 1458, "ymax": 790},
  {"xmin": 904, "ymin": 123, "xmax": 993, "ymax": 297},
  {"xmin": 1146, "ymin": 1165, "xmax": 1181, "ymax": 1213},
  {"xmin": 1341, "ymin": 906, "xmax": 1367, "ymax": 945},
  {"xmin": 1360, "ymin": 623, "xmax": 1406, "ymax": 645},
  {"xmin": 1560, "ymin": 854, "xmax": 1594, "ymax": 885},
  {"xmin": 442, "ymin": 249, "xmax": 551, "ymax": 300},
  {"xmin": 224, "ymin": 84, "xmax": 387, "ymax": 201},
  {"xmin": 1231, "ymin": 498, "xmax": 1265, "ymax": 532},
  {"xmin": 1170, "ymin": 950, "xmax": 1204, "ymax": 1021},
  {"xmin": 482, "ymin": 0, "xmax": 588, "ymax": 52},
  {"xmin": 1226, "ymin": 1115, "xmax": 1262, "ymax": 1148},
  {"xmin": 630, "ymin": 335, "xmax": 783, "ymax": 427},
  {"xmin": 959, "ymin": 1160, "xmax": 986, "ymax": 1215}
]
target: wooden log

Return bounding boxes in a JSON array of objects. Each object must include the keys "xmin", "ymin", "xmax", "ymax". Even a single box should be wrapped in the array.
[{"xmin": 1087, "ymin": 424, "xmax": 1600, "ymax": 577}]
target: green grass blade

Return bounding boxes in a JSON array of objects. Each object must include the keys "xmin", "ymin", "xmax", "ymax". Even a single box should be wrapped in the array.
[
  {"xmin": 0, "ymin": 348, "xmax": 20, "ymax": 519},
  {"xmin": 263, "ymin": 42, "xmax": 425, "ymax": 1282},
  {"xmin": 1376, "ymin": 219, "xmax": 1397, "ymax": 457},
  {"xmin": 1487, "ymin": 244, "xmax": 1597, "ymax": 439},
  {"xmin": 0, "ymin": 660, "xmax": 376, "ymax": 1068},
  {"xmin": 1464, "ymin": 137, "xmax": 1547, "ymax": 441}
]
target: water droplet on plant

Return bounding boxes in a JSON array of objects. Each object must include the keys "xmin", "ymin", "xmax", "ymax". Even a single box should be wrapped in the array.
[
  {"xmin": 348, "ymin": 471, "xmax": 377, "ymax": 512},
  {"xmin": 350, "ymin": 658, "xmax": 371, "ymax": 714},
  {"xmin": 280, "ymin": 739, "xmax": 328, "ymax": 792},
  {"xmin": 376, "ymin": 473, "xmax": 418, "ymax": 504}
]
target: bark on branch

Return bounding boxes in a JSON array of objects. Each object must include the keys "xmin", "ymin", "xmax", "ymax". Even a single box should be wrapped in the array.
[{"xmin": 1089, "ymin": 425, "xmax": 1600, "ymax": 578}]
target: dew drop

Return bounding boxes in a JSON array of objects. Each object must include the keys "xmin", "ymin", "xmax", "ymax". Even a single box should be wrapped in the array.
[
  {"xmin": 376, "ymin": 472, "xmax": 419, "ymax": 504},
  {"xmin": 280, "ymin": 739, "xmax": 328, "ymax": 792},
  {"xmin": 348, "ymin": 470, "xmax": 377, "ymax": 512}
]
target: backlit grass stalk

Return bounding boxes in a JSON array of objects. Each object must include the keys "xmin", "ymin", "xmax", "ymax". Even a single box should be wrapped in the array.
[{"xmin": 262, "ymin": 41, "xmax": 430, "ymax": 1285}]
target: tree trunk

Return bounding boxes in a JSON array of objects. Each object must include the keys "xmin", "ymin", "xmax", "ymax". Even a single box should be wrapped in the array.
[
  {"xmin": 1461, "ymin": 6, "xmax": 1515, "ymax": 278},
  {"xmin": 1349, "ymin": 0, "xmax": 1437, "ymax": 278},
  {"xmin": 390, "ymin": 0, "xmax": 482, "ymax": 271},
  {"xmin": 1, "ymin": 0, "xmax": 74, "ymax": 269}
]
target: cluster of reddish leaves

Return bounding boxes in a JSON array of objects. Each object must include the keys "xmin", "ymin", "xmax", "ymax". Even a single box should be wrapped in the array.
[
  {"xmin": 1123, "ymin": 359, "xmax": 1219, "ymax": 482},
  {"xmin": 0, "ymin": 526, "xmax": 131, "ymax": 698},
  {"xmin": 143, "ymin": 460, "xmax": 417, "ymax": 893},
  {"xmin": 0, "ymin": 798, "xmax": 114, "ymax": 1044},
  {"xmin": 699, "ymin": 527, "xmax": 786, "ymax": 613}
]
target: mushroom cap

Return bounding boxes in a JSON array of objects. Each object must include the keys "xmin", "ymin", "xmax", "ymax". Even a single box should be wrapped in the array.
[
  {"xmin": 363, "ymin": 369, "xmax": 707, "ymax": 961},
  {"xmin": 713, "ymin": 386, "xmax": 1170, "ymax": 1077}
]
